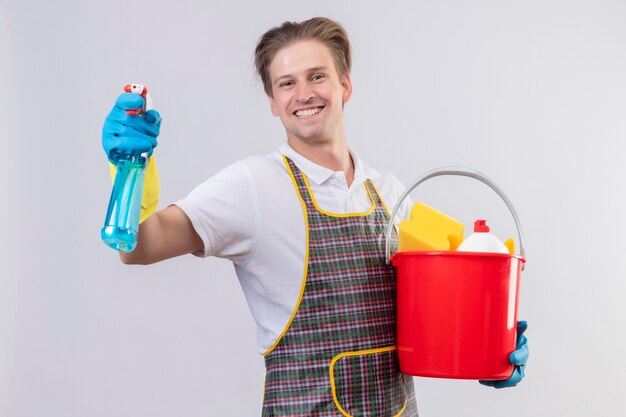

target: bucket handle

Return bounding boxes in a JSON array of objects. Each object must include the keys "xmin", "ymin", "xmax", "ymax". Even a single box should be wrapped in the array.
[{"xmin": 384, "ymin": 166, "xmax": 526, "ymax": 270}]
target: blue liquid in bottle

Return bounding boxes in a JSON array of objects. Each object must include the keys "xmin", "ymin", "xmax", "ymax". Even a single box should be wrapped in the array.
[{"xmin": 101, "ymin": 154, "xmax": 147, "ymax": 252}]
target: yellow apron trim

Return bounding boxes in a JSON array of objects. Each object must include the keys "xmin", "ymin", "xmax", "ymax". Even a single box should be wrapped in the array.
[
  {"xmin": 329, "ymin": 346, "xmax": 408, "ymax": 417},
  {"xmin": 368, "ymin": 180, "xmax": 392, "ymax": 219},
  {"xmin": 368, "ymin": 180, "xmax": 399, "ymax": 234},
  {"xmin": 299, "ymin": 166, "xmax": 376, "ymax": 218},
  {"xmin": 262, "ymin": 156, "xmax": 311, "ymax": 356}
]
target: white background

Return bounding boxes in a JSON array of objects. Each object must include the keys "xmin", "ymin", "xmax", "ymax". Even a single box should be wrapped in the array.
[{"xmin": 1, "ymin": 0, "xmax": 625, "ymax": 416}]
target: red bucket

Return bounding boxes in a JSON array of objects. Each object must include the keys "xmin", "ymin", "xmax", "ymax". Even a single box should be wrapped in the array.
[
  {"xmin": 384, "ymin": 167, "xmax": 527, "ymax": 380},
  {"xmin": 392, "ymin": 251, "xmax": 524, "ymax": 379}
]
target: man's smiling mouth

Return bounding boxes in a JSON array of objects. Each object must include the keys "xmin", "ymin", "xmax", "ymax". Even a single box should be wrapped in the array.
[{"xmin": 294, "ymin": 106, "xmax": 324, "ymax": 118}]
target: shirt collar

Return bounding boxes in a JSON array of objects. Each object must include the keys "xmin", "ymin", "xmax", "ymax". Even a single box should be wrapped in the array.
[{"xmin": 279, "ymin": 142, "xmax": 380, "ymax": 186}]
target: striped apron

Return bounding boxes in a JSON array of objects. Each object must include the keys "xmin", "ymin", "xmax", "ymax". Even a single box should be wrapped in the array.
[{"xmin": 261, "ymin": 156, "xmax": 419, "ymax": 416}]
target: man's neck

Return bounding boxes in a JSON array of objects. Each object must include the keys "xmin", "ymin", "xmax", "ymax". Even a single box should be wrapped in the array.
[{"xmin": 287, "ymin": 136, "xmax": 355, "ymax": 187}]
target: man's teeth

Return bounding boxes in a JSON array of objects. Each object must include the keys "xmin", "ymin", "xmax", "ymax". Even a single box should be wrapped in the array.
[{"xmin": 295, "ymin": 107, "xmax": 322, "ymax": 117}]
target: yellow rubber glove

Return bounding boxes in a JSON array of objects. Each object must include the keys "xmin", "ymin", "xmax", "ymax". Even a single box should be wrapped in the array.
[{"xmin": 109, "ymin": 155, "xmax": 160, "ymax": 223}]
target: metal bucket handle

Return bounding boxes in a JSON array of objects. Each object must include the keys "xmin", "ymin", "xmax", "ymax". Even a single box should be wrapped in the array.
[{"xmin": 384, "ymin": 166, "xmax": 526, "ymax": 270}]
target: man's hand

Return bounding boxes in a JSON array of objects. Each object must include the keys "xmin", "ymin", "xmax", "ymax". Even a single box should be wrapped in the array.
[
  {"xmin": 479, "ymin": 320, "xmax": 528, "ymax": 388},
  {"xmin": 102, "ymin": 93, "xmax": 161, "ymax": 164},
  {"xmin": 103, "ymin": 92, "xmax": 163, "ymax": 224}
]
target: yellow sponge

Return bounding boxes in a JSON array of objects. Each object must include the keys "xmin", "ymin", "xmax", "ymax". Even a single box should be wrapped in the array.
[
  {"xmin": 504, "ymin": 238, "xmax": 515, "ymax": 254},
  {"xmin": 399, "ymin": 202, "xmax": 465, "ymax": 251}
]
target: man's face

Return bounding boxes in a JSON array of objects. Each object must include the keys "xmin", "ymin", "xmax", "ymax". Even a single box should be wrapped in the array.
[{"xmin": 268, "ymin": 39, "xmax": 352, "ymax": 146}]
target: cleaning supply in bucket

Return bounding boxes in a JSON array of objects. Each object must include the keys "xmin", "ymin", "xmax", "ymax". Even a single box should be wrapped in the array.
[
  {"xmin": 398, "ymin": 202, "xmax": 465, "ymax": 251},
  {"xmin": 457, "ymin": 219, "xmax": 508, "ymax": 253},
  {"xmin": 504, "ymin": 238, "xmax": 515, "ymax": 254}
]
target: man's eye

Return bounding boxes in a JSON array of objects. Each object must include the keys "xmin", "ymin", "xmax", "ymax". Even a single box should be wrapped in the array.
[
  {"xmin": 281, "ymin": 81, "xmax": 293, "ymax": 87},
  {"xmin": 312, "ymin": 74, "xmax": 325, "ymax": 81}
]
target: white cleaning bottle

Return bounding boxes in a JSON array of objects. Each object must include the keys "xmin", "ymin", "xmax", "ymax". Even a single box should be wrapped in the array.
[{"xmin": 457, "ymin": 219, "xmax": 509, "ymax": 254}]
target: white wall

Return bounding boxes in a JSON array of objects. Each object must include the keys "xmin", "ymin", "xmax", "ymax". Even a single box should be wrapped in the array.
[{"xmin": 1, "ymin": 0, "xmax": 624, "ymax": 416}]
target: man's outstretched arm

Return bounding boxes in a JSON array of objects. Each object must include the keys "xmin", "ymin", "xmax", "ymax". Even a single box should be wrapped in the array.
[{"xmin": 119, "ymin": 205, "xmax": 204, "ymax": 265}]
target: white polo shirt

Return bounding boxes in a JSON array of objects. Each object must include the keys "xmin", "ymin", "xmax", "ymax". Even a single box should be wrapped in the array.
[{"xmin": 174, "ymin": 142, "xmax": 411, "ymax": 354}]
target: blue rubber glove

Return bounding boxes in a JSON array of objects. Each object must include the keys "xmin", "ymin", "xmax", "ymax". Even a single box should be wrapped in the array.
[
  {"xmin": 102, "ymin": 93, "xmax": 162, "ymax": 164},
  {"xmin": 479, "ymin": 320, "xmax": 528, "ymax": 388}
]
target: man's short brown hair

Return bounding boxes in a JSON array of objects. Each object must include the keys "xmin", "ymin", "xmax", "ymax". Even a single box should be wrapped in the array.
[{"xmin": 254, "ymin": 17, "xmax": 352, "ymax": 97}]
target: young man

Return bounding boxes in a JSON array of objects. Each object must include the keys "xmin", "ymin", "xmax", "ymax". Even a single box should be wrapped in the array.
[{"xmin": 102, "ymin": 17, "xmax": 527, "ymax": 416}]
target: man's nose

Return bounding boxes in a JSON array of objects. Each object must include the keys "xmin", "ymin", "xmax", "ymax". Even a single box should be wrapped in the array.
[{"xmin": 295, "ymin": 83, "xmax": 314, "ymax": 102}]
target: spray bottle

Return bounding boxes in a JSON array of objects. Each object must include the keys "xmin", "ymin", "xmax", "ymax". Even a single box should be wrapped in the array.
[{"xmin": 101, "ymin": 84, "xmax": 153, "ymax": 252}]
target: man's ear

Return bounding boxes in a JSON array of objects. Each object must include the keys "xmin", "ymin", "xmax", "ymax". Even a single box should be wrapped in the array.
[
  {"xmin": 268, "ymin": 94, "xmax": 279, "ymax": 117},
  {"xmin": 341, "ymin": 73, "xmax": 353, "ymax": 103}
]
